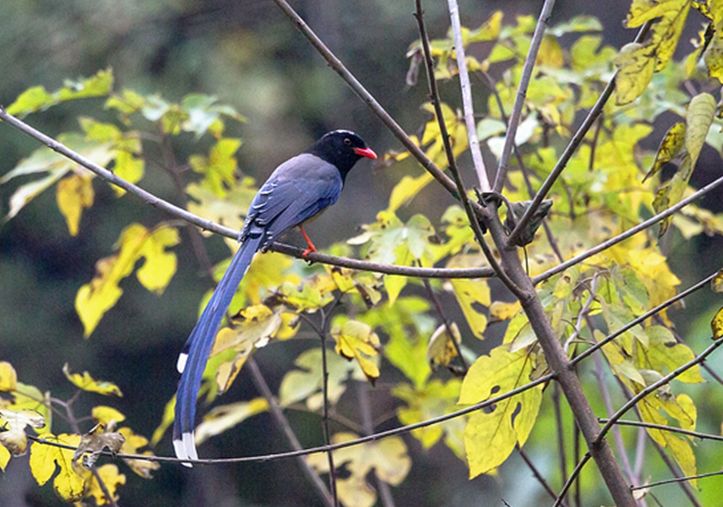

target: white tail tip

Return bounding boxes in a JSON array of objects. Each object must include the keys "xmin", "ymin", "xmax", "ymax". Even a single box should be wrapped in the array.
[
  {"xmin": 176, "ymin": 352, "xmax": 188, "ymax": 374},
  {"xmin": 173, "ymin": 431, "xmax": 198, "ymax": 467}
]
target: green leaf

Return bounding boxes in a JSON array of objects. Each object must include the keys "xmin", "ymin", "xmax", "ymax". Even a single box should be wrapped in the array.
[
  {"xmin": 459, "ymin": 347, "xmax": 543, "ymax": 477},
  {"xmin": 7, "ymin": 69, "xmax": 113, "ymax": 117}
]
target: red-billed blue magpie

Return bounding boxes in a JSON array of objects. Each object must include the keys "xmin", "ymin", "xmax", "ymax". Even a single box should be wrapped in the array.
[{"xmin": 174, "ymin": 130, "xmax": 377, "ymax": 463}]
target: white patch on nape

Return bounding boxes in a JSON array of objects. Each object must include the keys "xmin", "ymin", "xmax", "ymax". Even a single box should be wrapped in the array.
[
  {"xmin": 176, "ymin": 352, "xmax": 188, "ymax": 373},
  {"xmin": 173, "ymin": 432, "xmax": 198, "ymax": 467}
]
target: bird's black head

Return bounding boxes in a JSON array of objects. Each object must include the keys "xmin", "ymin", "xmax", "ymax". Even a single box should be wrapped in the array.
[{"xmin": 307, "ymin": 130, "xmax": 377, "ymax": 177}]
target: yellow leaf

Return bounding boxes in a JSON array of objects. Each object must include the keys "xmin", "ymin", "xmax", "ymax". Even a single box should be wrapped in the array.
[
  {"xmin": 331, "ymin": 320, "xmax": 381, "ymax": 381},
  {"xmin": 75, "ymin": 223, "xmax": 179, "ymax": 336},
  {"xmin": 712, "ymin": 307, "xmax": 723, "ymax": 339},
  {"xmin": 459, "ymin": 347, "xmax": 543, "ymax": 478},
  {"xmin": 85, "ymin": 464, "xmax": 126, "ymax": 506},
  {"xmin": 29, "ymin": 433, "xmax": 86, "ymax": 502},
  {"xmin": 91, "ymin": 406, "xmax": 126, "ymax": 426},
  {"xmin": 117, "ymin": 427, "xmax": 160, "ymax": 479},
  {"xmin": 489, "ymin": 301, "xmax": 521, "ymax": 321},
  {"xmin": 0, "ymin": 362, "xmax": 17, "ymax": 391},
  {"xmin": 0, "ymin": 409, "xmax": 45, "ymax": 456},
  {"xmin": 614, "ymin": 42, "xmax": 656, "ymax": 105},
  {"xmin": 63, "ymin": 364, "xmax": 122, "ymax": 397},
  {"xmin": 536, "ymin": 35, "xmax": 564, "ymax": 67},
  {"xmin": 308, "ymin": 432, "xmax": 411, "ymax": 507},
  {"xmin": 626, "ymin": 1, "xmax": 691, "ymax": 70},
  {"xmin": 195, "ymin": 398, "xmax": 268, "ymax": 445},
  {"xmin": 0, "ymin": 444, "xmax": 10, "ymax": 471},
  {"xmin": 387, "ymin": 173, "xmax": 434, "ymax": 212},
  {"xmin": 713, "ymin": 270, "xmax": 723, "ymax": 293},
  {"xmin": 393, "ymin": 380, "xmax": 464, "ymax": 457},
  {"xmin": 644, "ymin": 122, "xmax": 685, "ymax": 182},
  {"xmin": 56, "ymin": 174, "xmax": 94, "ymax": 236},
  {"xmin": 427, "ymin": 322, "xmax": 461, "ymax": 370},
  {"xmin": 448, "ymin": 274, "xmax": 490, "ymax": 340},
  {"xmin": 640, "ymin": 326, "xmax": 704, "ymax": 383}
]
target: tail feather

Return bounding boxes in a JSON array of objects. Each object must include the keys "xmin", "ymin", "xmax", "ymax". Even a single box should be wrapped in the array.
[{"xmin": 173, "ymin": 235, "xmax": 263, "ymax": 465}]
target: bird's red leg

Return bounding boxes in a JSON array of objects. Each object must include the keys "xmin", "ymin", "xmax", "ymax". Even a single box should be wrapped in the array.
[{"xmin": 299, "ymin": 225, "xmax": 317, "ymax": 258}]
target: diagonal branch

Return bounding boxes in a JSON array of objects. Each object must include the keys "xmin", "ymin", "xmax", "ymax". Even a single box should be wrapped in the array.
[
  {"xmin": 446, "ymin": 0, "xmax": 491, "ymax": 191},
  {"xmin": 506, "ymin": 21, "xmax": 652, "ymax": 247},
  {"xmin": 598, "ymin": 418, "xmax": 723, "ymax": 442},
  {"xmin": 0, "ymin": 106, "xmax": 498, "ymax": 281},
  {"xmin": 570, "ymin": 271, "xmax": 718, "ymax": 367},
  {"xmin": 492, "ymin": 0, "xmax": 556, "ymax": 192},
  {"xmin": 553, "ymin": 453, "xmax": 591, "ymax": 507},
  {"xmin": 596, "ymin": 337, "xmax": 723, "ymax": 443},
  {"xmin": 532, "ymin": 177, "xmax": 723, "ymax": 285},
  {"xmin": 28, "ymin": 373, "xmax": 554, "ymax": 466}
]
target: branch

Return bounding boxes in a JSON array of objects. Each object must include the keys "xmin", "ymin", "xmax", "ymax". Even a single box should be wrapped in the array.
[
  {"xmin": 446, "ymin": 0, "xmax": 491, "ymax": 191},
  {"xmin": 532, "ymin": 177, "xmax": 723, "ymax": 285},
  {"xmin": 553, "ymin": 453, "xmax": 591, "ymax": 507},
  {"xmin": 492, "ymin": 0, "xmax": 556, "ymax": 192},
  {"xmin": 631, "ymin": 470, "xmax": 723, "ymax": 491},
  {"xmin": 414, "ymin": 0, "xmax": 523, "ymax": 298},
  {"xmin": 0, "ymin": 106, "xmax": 498, "ymax": 281},
  {"xmin": 272, "ymin": 0, "xmax": 461, "ymax": 200},
  {"xmin": 516, "ymin": 446, "xmax": 566, "ymax": 506},
  {"xmin": 598, "ymin": 419, "xmax": 723, "ymax": 442},
  {"xmin": 596, "ymin": 337, "xmax": 723, "ymax": 444},
  {"xmin": 27, "ymin": 373, "xmax": 554, "ymax": 466},
  {"xmin": 506, "ymin": 21, "xmax": 652, "ymax": 247},
  {"xmin": 246, "ymin": 357, "xmax": 333, "ymax": 507},
  {"xmin": 570, "ymin": 271, "xmax": 718, "ymax": 367}
]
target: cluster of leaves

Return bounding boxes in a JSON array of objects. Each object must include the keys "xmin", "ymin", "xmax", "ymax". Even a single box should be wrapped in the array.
[
  {"xmin": 0, "ymin": 362, "xmax": 158, "ymax": 504},
  {"xmin": 1, "ymin": 1, "xmax": 722, "ymax": 505}
]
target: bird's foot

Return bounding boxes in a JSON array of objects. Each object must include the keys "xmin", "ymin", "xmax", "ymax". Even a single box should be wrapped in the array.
[{"xmin": 301, "ymin": 245, "xmax": 317, "ymax": 260}]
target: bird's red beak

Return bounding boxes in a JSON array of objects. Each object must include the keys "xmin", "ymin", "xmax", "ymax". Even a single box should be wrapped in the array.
[{"xmin": 353, "ymin": 147, "xmax": 378, "ymax": 160}]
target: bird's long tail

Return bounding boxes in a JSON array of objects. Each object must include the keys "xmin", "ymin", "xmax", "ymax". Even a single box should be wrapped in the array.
[{"xmin": 173, "ymin": 234, "xmax": 263, "ymax": 465}]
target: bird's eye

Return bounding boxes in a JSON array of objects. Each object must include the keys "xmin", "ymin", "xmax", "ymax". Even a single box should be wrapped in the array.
[{"xmin": 343, "ymin": 138, "xmax": 352, "ymax": 146}]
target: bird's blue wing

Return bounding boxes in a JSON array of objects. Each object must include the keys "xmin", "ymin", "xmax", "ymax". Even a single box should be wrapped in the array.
[{"xmin": 173, "ymin": 154, "xmax": 343, "ymax": 464}]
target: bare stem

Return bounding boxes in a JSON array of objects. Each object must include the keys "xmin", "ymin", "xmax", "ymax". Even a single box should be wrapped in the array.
[
  {"xmin": 598, "ymin": 419, "xmax": 723, "ymax": 442},
  {"xmin": 631, "ymin": 470, "xmax": 723, "ymax": 491},
  {"xmin": 516, "ymin": 446, "xmax": 565, "ymax": 506},
  {"xmin": 493, "ymin": 0, "xmax": 556, "ymax": 192},
  {"xmin": 553, "ymin": 453, "xmax": 591, "ymax": 507},
  {"xmin": 446, "ymin": 0, "xmax": 491, "ymax": 191},
  {"xmin": 506, "ymin": 22, "xmax": 652, "ymax": 246}
]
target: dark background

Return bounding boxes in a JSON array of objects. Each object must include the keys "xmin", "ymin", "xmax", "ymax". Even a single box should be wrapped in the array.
[{"xmin": 1, "ymin": 1, "xmax": 720, "ymax": 505}]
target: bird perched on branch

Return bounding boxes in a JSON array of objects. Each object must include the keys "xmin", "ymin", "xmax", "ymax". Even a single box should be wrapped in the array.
[{"xmin": 173, "ymin": 130, "xmax": 377, "ymax": 463}]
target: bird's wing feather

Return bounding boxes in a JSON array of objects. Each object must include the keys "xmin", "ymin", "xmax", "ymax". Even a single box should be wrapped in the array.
[{"xmin": 173, "ymin": 153, "xmax": 343, "ymax": 465}]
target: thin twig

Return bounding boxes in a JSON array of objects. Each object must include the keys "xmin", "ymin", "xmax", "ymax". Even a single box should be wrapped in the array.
[
  {"xmin": 596, "ymin": 337, "xmax": 723, "ymax": 443},
  {"xmin": 26, "ymin": 374, "xmax": 554, "ymax": 466},
  {"xmin": 571, "ymin": 271, "xmax": 718, "ymax": 367},
  {"xmin": 598, "ymin": 419, "xmax": 723, "ymax": 442},
  {"xmin": 492, "ymin": 0, "xmax": 556, "ymax": 192},
  {"xmin": 446, "ymin": 0, "xmax": 491, "ymax": 190},
  {"xmin": 247, "ymin": 358, "xmax": 333, "ymax": 507},
  {"xmin": 318, "ymin": 302, "xmax": 341, "ymax": 506},
  {"xmin": 414, "ymin": 0, "xmax": 524, "ymax": 299},
  {"xmin": 553, "ymin": 453, "xmax": 591, "ymax": 507},
  {"xmin": 533, "ymin": 176, "xmax": 723, "ymax": 284},
  {"xmin": 631, "ymin": 470, "xmax": 723, "ymax": 491},
  {"xmin": 551, "ymin": 385, "xmax": 568, "ymax": 488},
  {"xmin": 648, "ymin": 440, "xmax": 703, "ymax": 507},
  {"xmin": 358, "ymin": 383, "xmax": 396, "ymax": 507},
  {"xmin": 516, "ymin": 446, "xmax": 565, "ymax": 506},
  {"xmin": 506, "ymin": 22, "xmax": 653, "ymax": 247}
]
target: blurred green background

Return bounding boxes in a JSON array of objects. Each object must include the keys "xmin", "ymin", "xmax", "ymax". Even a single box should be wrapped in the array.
[{"xmin": 1, "ymin": 1, "xmax": 721, "ymax": 505}]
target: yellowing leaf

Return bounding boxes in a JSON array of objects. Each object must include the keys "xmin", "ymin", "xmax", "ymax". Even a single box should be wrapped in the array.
[
  {"xmin": 614, "ymin": 42, "xmax": 656, "ymax": 105},
  {"xmin": 91, "ymin": 406, "xmax": 126, "ymax": 426},
  {"xmin": 0, "ymin": 409, "xmax": 45, "ymax": 456},
  {"xmin": 7, "ymin": 69, "xmax": 113, "ymax": 117},
  {"xmin": 308, "ymin": 432, "xmax": 411, "ymax": 507},
  {"xmin": 117, "ymin": 427, "xmax": 160, "ymax": 479},
  {"xmin": 85, "ymin": 464, "xmax": 126, "ymax": 506},
  {"xmin": 56, "ymin": 174, "xmax": 94, "ymax": 236},
  {"xmin": 393, "ymin": 379, "xmax": 463, "ymax": 456},
  {"xmin": 387, "ymin": 173, "xmax": 434, "ymax": 212},
  {"xmin": 448, "ymin": 269, "xmax": 490, "ymax": 339},
  {"xmin": 189, "ymin": 138, "xmax": 242, "ymax": 197},
  {"xmin": 490, "ymin": 300, "xmax": 521, "ymax": 321},
  {"xmin": 75, "ymin": 223, "xmax": 179, "ymax": 336},
  {"xmin": 713, "ymin": 270, "xmax": 723, "ymax": 293},
  {"xmin": 712, "ymin": 307, "xmax": 723, "ymax": 339},
  {"xmin": 29, "ymin": 434, "xmax": 86, "ymax": 502},
  {"xmin": 279, "ymin": 348, "xmax": 366, "ymax": 411},
  {"xmin": 459, "ymin": 347, "xmax": 543, "ymax": 477},
  {"xmin": 0, "ymin": 445, "xmax": 10, "ymax": 471},
  {"xmin": 331, "ymin": 320, "xmax": 381, "ymax": 381},
  {"xmin": 536, "ymin": 35, "xmax": 564, "ymax": 67},
  {"xmin": 62, "ymin": 364, "xmax": 122, "ymax": 397},
  {"xmin": 427, "ymin": 322, "xmax": 461, "ymax": 370},
  {"xmin": 640, "ymin": 326, "xmax": 704, "ymax": 383},
  {"xmin": 195, "ymin": 398, "xmax": 268, "ymax": 445},
  {"xmin": 644, "ymin": 122, "xmax": 685, "ymax": 182},
  {"xmin": 0, "ymin": 362, "xmax": 17, "ymax": 391}
]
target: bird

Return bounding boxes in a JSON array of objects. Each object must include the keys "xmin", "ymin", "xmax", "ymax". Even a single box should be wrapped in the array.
[{"xmin": 173, "ymin": 129, "xmax": 377, "ymax": 464}]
